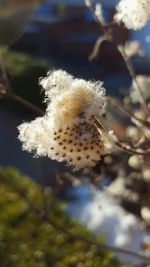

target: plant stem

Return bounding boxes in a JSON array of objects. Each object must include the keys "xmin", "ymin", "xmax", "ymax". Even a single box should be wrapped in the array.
[
  {"xmin": 0, "ymin": 58, "xmax": 11, "ymax": 93},
  {"xmin": 107, "ymin": 96, "xmax": 150, "ymax": 127},
  {"xmin": 7, "ymin": 92, "xmax": 44, "ymax": 116},
  {"xmin": 118, "ymin": 46, "xmax": 149, "ymax": 115},
  {"xmin": 86, "ymin": 0, "xmax": 111, "ymax": 40},
  {"xmin": 93, "ymin": 116, "xmax": 150, "ymax": 156},
  {"xmin": 87, "ymin": 2, "xmax": 149, "ymax": 115}
]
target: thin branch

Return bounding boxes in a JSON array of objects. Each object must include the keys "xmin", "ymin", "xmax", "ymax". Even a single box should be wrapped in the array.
[
  {"xmin": 118, "ymin": 46, "xmax": 149, "ymax": 115},
  {"xmin": 86, "ymin": 0, "xmax": 111, "ymax": 40},
  {"xmin": 89, "ymin": 36, "xmax": 107, "ymax": 61},
  {"xmin": 7, "ymin": 92, "xmax": 44, "ymax": 116},
  {"xmin": 46, "ymin": 216, "xmax": 150, "ymax": 264},
  {"xmin": 93, "ymin": 116, "xmax": 150, "ymax": 156},
  {"xmin": 0, "ymin": 56, "xmax": 44, "ymax": 116},
  {"xmin": 86, "ymin": 2, "xmax": 149, "ymax": 115},
  {"xmin": 115, "ymin": 141, "xmax": 150, "ymax": 155},
  {"xmin": 0, "ymin": 58, "xmax": 11, "ymax": 93},
  {"xmin": 107, "ymin": 96, "xmax": 150, "ymax": 127}
]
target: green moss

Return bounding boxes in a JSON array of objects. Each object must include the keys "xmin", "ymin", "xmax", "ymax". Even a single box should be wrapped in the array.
[{"xmin": 0, "ymin": 167, "xmax": 127, "ymax": 267}]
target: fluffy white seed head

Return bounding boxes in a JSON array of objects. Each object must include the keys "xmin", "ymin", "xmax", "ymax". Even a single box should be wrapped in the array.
[
  {"xmin": 18, "ymin": 70, "xmax": 115, "ymax": 170},
  {"xmin": 114, "ymin": 0, "xmax": 150, "ymax": 30},
  {"xmin": 40, "ymin": 70, "xmax": 106, "ymax": 129}
]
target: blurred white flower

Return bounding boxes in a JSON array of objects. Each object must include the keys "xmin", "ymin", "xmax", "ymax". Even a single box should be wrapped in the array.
[
  {"xmin": 18, "ymin": 70, "xmax": 116, "ymax": 170},
  {"xmin": 143, "ymin": 167, "xmax": 150, "ymax": 181},
  {"xmin": 106, "ymin": 176, "xmax": 126, "ymax": 197},
  {"xmin": 128, "ymin": 155, "xmax": 141, "ymax": 169},
  {"xmin": 85, "ymin": 0, "xmax": 91, "ymax": 8},
  {"xmin": 141, "ymin": 207, "xmax": 150, "ymax": 224},
  {"xmin": 118, "ymin": 41, "xmax": 144, "ymax": 58},
  {"xmin": 130, "ymin": 75, "xmax": 150, "ymax": 103},
  {"xmin": 114, "ymin": 0, "xmax": 150, "ymax": 30}
]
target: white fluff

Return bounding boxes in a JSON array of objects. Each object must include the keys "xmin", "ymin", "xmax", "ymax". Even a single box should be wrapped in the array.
[
  {"xmin": 115, "ymin": 0, "xmax": 150, "ymax": 30},
  {"xmin": 18, "ymin": 70, "xmax": 116, "ymax": 169}
]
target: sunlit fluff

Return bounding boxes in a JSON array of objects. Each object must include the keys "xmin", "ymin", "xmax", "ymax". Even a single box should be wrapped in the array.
[
  {"xmin": 18, "ymin": 70, "xmax": 116, "ymax": 170},
  {"xmin": 115, "ymin": 0, "xmax": 150, "ymax": 30}
]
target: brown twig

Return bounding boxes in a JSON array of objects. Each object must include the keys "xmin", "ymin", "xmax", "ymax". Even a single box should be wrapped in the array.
[
  {"xmin": 93, "ymin": 116, "xmax": 150, "ymax": 156},
  {"xmin": 0, "ymin": 58, "xmax": 11, "ymax": 93},
  {"xmin": 87, "ymin": 1, "xmax": 149, "ymax": 116},
  {"xmin": 0, "ymin": 55, "xmax": 44, "ymax": 116},
  {"xmin": 107, "ymin": 96, "xmax": 150, "ymax": 127},
  {"xmin": 7, "ymin": 92, "xmax": 44, "ymax": 116},
  {"xmin": 89, "ymin": 36, "xmax": 107, "ymax": 61},
  {"xmin": 86, "ymin": 0, "xmax": 111, "ymax": 40},
  {"xmin": 118, "ymin": 46, "xmax": 149, "ymax": 115}
]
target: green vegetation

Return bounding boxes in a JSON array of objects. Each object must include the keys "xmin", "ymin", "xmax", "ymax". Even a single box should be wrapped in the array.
[{"xmin": 0, "ymin": 167, "xmax": 126, "ymax": 267}]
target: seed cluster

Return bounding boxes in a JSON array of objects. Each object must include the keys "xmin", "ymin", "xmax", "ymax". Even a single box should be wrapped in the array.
[{"xmin": 49, "ymin": 121, "xmax": 104, "ymax": 169}]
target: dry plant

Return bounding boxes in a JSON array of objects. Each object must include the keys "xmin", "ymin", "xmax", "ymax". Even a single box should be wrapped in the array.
[{"xmin": 0, "ymin": 0, "xmax": 150, "ymax": 266}]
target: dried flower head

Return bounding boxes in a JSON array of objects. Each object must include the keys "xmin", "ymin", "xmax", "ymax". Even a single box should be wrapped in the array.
[
  {"xmin": 114, "ymin": 0, "xmax": 150, "ymax": 30},
  {"xmin": 18, "ymin": 70, "xmax": 116, "ymax": 170}
]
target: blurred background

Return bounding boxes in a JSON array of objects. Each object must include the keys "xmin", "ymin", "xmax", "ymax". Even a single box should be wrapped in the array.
[{"xmin": 0, "ymin": 1, "xmax": 150, "ymax": 266}]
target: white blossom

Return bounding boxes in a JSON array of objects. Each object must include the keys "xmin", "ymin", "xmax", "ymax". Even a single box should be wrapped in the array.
[
  {"xmin": 128, "ymin": 155, "xmax": 141, "ymax": 169},
  {"xmin": 114, "ymin": 0, "xmax": 150, "ymax": 30},
  {"xmin": 130, "ymin": 75, "xmax": 150, "ymax": 103},
  {"xmin": 18, "ymin": 70, "xmax": 116, "ymax": 170},
  {"xmin": 141, "ymin": 207, "xmax": 150, "ymax": 223},
  {"xmin": 85, "ymin": 0, "xmax": 91, "ymax": 8},
  {"xmin": 118, "ymin": 41, "xmax": 144, "ymax": 58},
  {"xmin": 143, "ymin": 167, "xmax": 150, "ymax": 181}
]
